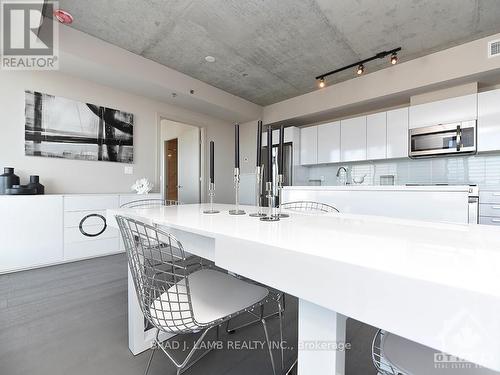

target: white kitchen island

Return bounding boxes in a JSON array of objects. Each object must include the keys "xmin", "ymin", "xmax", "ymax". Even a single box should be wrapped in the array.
[{"xmin": 107, "ymin": 203, "xmax": 500, "ymax": 374}]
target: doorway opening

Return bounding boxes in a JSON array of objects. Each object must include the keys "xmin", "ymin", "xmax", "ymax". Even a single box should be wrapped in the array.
[
  {"xmin": 158, "ymin": 118, "xmax": 203, "ymax": 204},
  {"xmin": 165, "ymin": 138, "xmax": 178, "ymax": 201}
]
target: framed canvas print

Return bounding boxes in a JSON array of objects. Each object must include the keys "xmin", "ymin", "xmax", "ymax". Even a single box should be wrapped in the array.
[{"xmin": 25, "ymin": 91, "xmax": 134, "ymax": 163}]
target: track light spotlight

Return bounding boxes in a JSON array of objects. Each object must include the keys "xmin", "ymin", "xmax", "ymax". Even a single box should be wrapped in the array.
[
  {"xmin": 318, "ymin": 77, "xmax": 326, "ymax": 88},
  {"xmin": 391, "ymin": 52, "xmax": 398, "ymax": 65},
  {"xmin": 356, "ymin": 64, "xmax": 364, "ymax": 75}
]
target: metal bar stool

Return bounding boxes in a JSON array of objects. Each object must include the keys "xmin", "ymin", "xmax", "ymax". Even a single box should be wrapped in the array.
[
  {"xmin": 280, "ymin": 200, "xmax": 339, "ymax": 213},
  {"xmin": 116, "ymin": 215, "xmax": 279, "ymax": 375},
  {"xmin": 120, "ymin": 198, "xmax": 180, "ymax": 208},
  {"xmin": 372, "ymin": 329, "xmax": 499, "ymax": 375},
  {"xmin": 120, "ymin": 198, "xmax": 203, "ymax": 267}
]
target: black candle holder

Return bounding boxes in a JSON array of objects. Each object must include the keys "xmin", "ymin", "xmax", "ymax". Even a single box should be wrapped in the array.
[
  {"xmin": 229, "ymin": 168, "xmax": 246, "ymax": 215},
  {"xmin": 203, "ymin": 182, "xmax": 220, "ymax": 214}
]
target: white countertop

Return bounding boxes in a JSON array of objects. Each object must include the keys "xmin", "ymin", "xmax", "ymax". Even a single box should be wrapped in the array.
[
  {"xmin": 285, "ymin": 185, "xmax": 477, "ymax": 192},
  {"xmin": 108, "ymin": 204, "xmax": 500, "ymax": 371},
  {"xmin": 109, "ymin": 203, "xmax": 500, "ymax": 296}
]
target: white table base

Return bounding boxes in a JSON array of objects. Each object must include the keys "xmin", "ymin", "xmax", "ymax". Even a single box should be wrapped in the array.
[
  {"xmin": 298, "ymin": 300, "xmax": 347, "ymax": 375},
  {"xmin": 127, "ymin": 267, "xmax": 173, "ymax": 355}
]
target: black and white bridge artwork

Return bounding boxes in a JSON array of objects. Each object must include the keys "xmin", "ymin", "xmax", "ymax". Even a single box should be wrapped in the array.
[{"xmin": 25, "ymin": 90, "xmax": 134, "ymax": 163}]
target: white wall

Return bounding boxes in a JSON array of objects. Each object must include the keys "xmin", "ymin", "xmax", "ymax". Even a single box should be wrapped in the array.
[
  {"xmin": 240, "ymin": 120, "xmax": 259, "ymax": 175},
  {"xmin": 0, "ymin": 70, "xmax": 235, "ymax": 201}
]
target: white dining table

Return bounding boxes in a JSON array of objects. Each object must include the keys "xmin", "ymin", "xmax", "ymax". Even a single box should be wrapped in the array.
[{"xmin": 107, "ymin": 203, "xmax": 500, "ymax": 375}]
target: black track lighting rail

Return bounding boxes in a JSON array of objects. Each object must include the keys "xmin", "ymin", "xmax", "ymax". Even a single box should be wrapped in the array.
[{"xmin": 315, "ymin": 47, "xmax": 401, "ymax": 81}]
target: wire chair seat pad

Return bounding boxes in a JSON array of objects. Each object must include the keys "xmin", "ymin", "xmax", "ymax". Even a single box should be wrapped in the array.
[
  {"xmin": 150, "ymin": 269, "xmax": 269, "ymax": 333},
  {"xmin": 378, "ymin": 331, "xmax": 499, "ymax": 375}
]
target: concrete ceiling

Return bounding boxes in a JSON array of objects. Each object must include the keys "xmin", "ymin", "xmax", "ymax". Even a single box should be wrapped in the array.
[{"xmin": 57, "ymin": 0, "xmax": 500, "ymax": 106}]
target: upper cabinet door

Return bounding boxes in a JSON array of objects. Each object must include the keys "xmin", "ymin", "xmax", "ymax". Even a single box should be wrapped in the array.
[
  {"xmin": 300, "ymin": 126, "xmax": 318, "ymax": 165},
  {"xmin": 387, "ymin": 107, "xmax": 409, "ymax": 159},
  {"xmin": 366, "ymin": 112, "xmax": 387, "ymax": 160},
  {"xmin": 317, "ymin": 121, "xmax": 341, "ymax": 164},
  {"xmin": 478, "ymin": 89, "xmax": 500, "ymax": 152},
  {"xmin": 341, "ymin": 116, "xmax": 367, "ymax": 162},
  {"xmin": 409, "ymin": 94, "xmax": 478, "ymax": 129}
]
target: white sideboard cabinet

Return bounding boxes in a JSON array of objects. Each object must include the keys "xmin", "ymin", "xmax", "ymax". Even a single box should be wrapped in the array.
[
  {"xmin": 0, "ymin": 195, "xmax": 64, "ymax": 273},
  {"xmin": 0, "ymin": 193, "xmax": 161, "ymax": 274}
]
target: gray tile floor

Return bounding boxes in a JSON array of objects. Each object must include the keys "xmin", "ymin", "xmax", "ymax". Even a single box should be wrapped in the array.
[{"xmin": 0, "ymin": 254, "xmax": 377, "ymax": 375}]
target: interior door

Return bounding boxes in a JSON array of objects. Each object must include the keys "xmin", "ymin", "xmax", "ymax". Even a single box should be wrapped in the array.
[
  {"xmin": 166, "ymin": 139, "xmax": 178, "ymax": 201},
  {"xmin": 177, "ymin": 128, "xmax": 200, "ymax": 203}
]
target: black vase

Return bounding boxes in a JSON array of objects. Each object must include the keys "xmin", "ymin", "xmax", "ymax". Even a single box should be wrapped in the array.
[
  {"xmin": 0, "ymin": 167, "xmax": 20, "ymax": 195},
  {"xmin": 6, "ymin": 184, "xmax": 37, "ymax": 195},
  {"xmin": 27, "ymin": 175, "xmax": 45, "ymax": 195}
]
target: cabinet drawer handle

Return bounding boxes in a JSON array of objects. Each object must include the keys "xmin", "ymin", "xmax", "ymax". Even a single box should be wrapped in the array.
[
  {"xmin": 79, "ymin": 214, "xmax": 107, "ymax": 237},
  {"xmin": 492, "ymin": 206, "xmax": 500, "ymax": 209},
  {"xmin": 493, "ymin": 193, "xmax": 500, "ymax": 196}
]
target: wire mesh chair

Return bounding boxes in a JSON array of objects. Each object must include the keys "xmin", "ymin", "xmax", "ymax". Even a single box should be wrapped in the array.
[
  {"xmin": 372, "ymin": 329, "xmax": 500, "ymax": 375},
  {"xmin": 120, "ymin": 198, "xmax": 179, "ymax": 208},
  {"xmin": 116, "ymin": 215, "xmax": 279, "ymax": 375},
  {"xmin": 372, "ymin": 330, "xmax": 401, "ymax": 375},
  {"xmin": 280, "ymin": 201, "xmax": 339, "ymax": 213},
  {"xmin": 120, "ymin": 198, "xmax": 203, "ymax": 267}
]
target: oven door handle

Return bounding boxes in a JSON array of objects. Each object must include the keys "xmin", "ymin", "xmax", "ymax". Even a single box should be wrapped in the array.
[{"xmin": 456, "ymin": 125, "xmax": 462, "ymax": 151}]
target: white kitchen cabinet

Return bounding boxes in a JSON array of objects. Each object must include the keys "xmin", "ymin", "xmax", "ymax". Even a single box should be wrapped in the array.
[
  {"xmin": 478, "ymin": 89, "xmax": 500, "ymax": 152},
  {"xmin": 300, "ymin": 126, "xmax": 318, "ymax": 165},
  {"xmin": 317, "ymin": 121, "xmax": 341, "ymax": 164},
  {"xmin": 0, "ymin": 196, "xmax": 64, "ymax": 273},
  {"xmin": 409, "ymin": 94, "xmax": 477, "ymax": 129},
  {"xmin": 386, "ymin": 107, "xmax": 409, "ymax": 159},
  {"xmin": 366, "ymin": 112, "xmax": 387, "ymax": 160},
  {"xmin": 341, "ymin": 116, "xmax": 367, "ymax": 162}
]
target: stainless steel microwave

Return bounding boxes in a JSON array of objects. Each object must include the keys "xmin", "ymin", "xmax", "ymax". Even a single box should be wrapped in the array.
[{"xmin": 409, "ymin": 120, "xmax": 477, "ymax": 158}]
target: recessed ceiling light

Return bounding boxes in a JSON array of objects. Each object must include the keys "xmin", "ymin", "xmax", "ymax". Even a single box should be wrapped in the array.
[
  {"xmin": 53, "ymin": 9, "xmax": 73, "ymax": 24},
  {"xmin": 205, "ymin": 56, "xmax": 216, "ymax": 63}
]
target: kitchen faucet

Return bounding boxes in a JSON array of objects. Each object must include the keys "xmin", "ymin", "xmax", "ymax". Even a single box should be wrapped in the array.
[
  {"xmin": 336, "ymin": 166, "xmax": 349, "ymax": 185},
  {"xmin": 336, "ymin": 166, "xmax": 347, "ymax": 177}
]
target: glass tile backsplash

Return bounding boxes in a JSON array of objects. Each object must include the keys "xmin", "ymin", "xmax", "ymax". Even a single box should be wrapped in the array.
[{"xmin": 305, "ymin": 153, "xmax": 500, "ymax": 188}]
